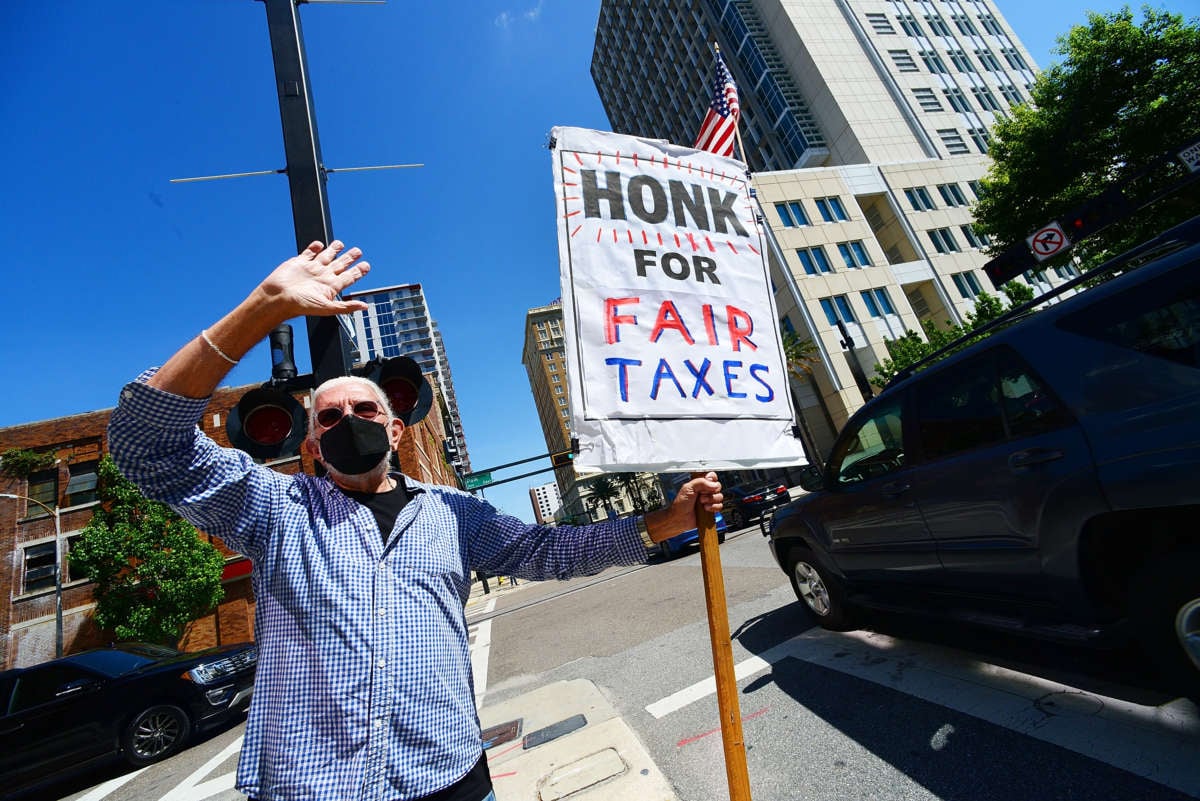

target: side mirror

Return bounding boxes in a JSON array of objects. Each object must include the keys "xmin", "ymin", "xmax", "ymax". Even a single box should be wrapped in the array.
[{"xmin": 797, "ymin": 464, "xmax": 825, "ymax": 492}]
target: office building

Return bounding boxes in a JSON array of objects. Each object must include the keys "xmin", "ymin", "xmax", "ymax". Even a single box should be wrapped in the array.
[
  {"xmin": 344, "ymin": 283, "xmax": 472, "ymax": 472},
  {"xmin": 592, "ymin": 0, "xmax": 1077, "ymax": 456},
  {"xmin": 529, "ymin": 481, "xmax": 562, "ymax": 525}
]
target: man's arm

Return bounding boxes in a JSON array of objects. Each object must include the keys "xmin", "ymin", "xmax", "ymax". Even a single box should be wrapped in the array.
[{"xmin": 149, "ymin": 240, "xmax": 371, "ymax": 398}]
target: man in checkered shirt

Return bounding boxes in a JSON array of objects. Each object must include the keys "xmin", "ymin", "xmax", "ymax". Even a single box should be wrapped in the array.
[{"xmin": 108, "ymin": 241, "xmax": 724, "ymax": 801}]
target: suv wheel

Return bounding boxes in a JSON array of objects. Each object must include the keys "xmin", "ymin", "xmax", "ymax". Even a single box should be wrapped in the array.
[
  {"xmin": 726, "ymin": 507, "xmax": 745, "ymax": 530},
  {"xmin": 1130, "ymin": 548, "xmax": 1200, "ymax": 699},
  {"xmin": 787, "ymin": 548, "xmax": 854, "ymax": 631},
  {"xmin": 122, "ymin": 704, "xmax": 190, "ymax": 767}
]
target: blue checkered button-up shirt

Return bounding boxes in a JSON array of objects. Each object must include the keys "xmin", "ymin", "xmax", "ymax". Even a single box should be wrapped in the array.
[{"xmin": 108, "ymin": 372, "xmax": 649, "ymax": 801}]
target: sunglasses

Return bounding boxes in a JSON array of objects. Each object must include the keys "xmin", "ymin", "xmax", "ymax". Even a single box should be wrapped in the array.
[{"xmin": 315, "ymin": 400, "xmax": 386, "ymax": 428}]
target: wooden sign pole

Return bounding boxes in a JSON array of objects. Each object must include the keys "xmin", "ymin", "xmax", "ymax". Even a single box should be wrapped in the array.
[{"xmin": 693, "ymin": 471, "xmax": 753, "ymax": 800}]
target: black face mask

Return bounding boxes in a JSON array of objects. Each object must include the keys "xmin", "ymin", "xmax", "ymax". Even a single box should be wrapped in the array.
[{"xmin": 319, "ymin": 414, "xmax": 392, "ymax": 476}]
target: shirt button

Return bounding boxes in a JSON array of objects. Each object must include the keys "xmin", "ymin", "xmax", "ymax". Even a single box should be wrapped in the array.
[
  {"xmin": 375, "ymin": 720, "xmax": 384, "ymax": 729},
  {"xmin": 377, "ymin": 608, "xmax": 386, "ymax": 617},
  {"xmin": 377, "ymin": 659, "xmax": 386, "ymax": 669}
]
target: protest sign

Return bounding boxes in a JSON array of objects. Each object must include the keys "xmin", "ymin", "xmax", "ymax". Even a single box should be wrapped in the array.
[{"xmin": 550, "ymin": 126, "xmax": 806, "ymax": 471}]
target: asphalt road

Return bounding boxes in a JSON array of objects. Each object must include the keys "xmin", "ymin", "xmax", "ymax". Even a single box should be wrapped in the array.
[{"xmin": 31, "ymin": 523, "xmax": 1200, "ymax": 801}]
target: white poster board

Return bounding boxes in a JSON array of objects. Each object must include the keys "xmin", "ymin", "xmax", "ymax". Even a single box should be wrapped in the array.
[{"xmin": 550, "ymin": 126, "xmax": 806, "ymax": 472}]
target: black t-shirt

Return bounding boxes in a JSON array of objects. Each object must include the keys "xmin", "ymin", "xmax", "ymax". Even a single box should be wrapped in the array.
[{"xmin": 342, "ymin": 477, "xmax": 411, "ymax": 541}]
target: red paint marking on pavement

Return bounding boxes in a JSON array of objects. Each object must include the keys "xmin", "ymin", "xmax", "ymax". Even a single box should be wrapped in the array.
[
  {"xmin": 490, "ymin": 771, "xmax": 518, "ymax": 779},
  {"xmin": 488, "ymin": 741, "xmax": 525, "ymax": 760},
  {"xmin": 677, "ymin": 708, "xmax": 769, "ymax": 747}
]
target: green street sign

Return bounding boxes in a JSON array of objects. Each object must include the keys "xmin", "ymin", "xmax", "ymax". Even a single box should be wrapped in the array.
[{"xmin": 463, "ymin": 471, "xmax": 493, "ymax": 490}]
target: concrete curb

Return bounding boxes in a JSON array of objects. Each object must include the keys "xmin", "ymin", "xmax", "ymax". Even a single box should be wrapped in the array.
[{"xmin": 480, "ymin": 679, "xmax": 677, "ymax": 801}]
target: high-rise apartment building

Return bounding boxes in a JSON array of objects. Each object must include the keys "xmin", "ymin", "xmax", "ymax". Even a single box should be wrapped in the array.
[
  {"xmin": 529, "ymin": 481, "xmax": 563, "ymax": 525},
  {"xmin": 344, "ymin": 283, "xmax": 471, "ymax": 472},
  {"xmin": 592, "ymin": 0, "xmax": 1077, "ymax": 456}
]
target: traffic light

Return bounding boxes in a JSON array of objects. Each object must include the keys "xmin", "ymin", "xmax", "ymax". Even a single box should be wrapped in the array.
[
  {"xmin": 354, "ymin": 356, "xmax": 433, "ymax": 426},
  {"xmin": 226, "ymin": 326, "xmax": 309, "ymax": 460},
  {"xmin": 551, "ymin": 441, "xmax": 579, "ymax": 468},
  {"xmin": 442, "ymin": 438, "xmax": 461, "ymax": 467},
  {"xmin": 983, "ymin": 242, "xmax": 1037, "ymax": 288},
  {"xmin": 1056, "ymin": 187, "xmax": 1131, "ymax": 241}
]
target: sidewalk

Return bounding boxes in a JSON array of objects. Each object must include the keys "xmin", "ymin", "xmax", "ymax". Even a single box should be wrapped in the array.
[{"xmin": 479, "ymin": 679, "xmax": 678, "ymax": 801}]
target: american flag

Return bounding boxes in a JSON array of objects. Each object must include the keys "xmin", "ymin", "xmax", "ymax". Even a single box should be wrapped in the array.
[{"xmin": 693, "ymin": 50, "xmax": 740, "ymax": 157}]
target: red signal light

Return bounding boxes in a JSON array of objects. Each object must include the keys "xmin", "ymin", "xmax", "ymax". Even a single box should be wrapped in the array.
[
  {"xmin": 242, "ymin": 404, "xmax": 294, "ymax": 446},
  {"xmin": 380, "ymin": 376, "xmax": 419, "ymax": 418}
]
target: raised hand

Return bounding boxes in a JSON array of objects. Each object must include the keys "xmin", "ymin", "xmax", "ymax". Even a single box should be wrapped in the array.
[{"xmin": 256, "ymin": 241, "xmax": 372, "ymax": 318}]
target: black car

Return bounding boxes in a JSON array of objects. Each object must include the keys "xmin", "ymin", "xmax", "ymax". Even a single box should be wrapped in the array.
[
  {"xmin": 723, "ymin": 480, "xmax": 791, "ymax": 533},
  {"xmin": 0, "ymin": 642, "xmax": 257, "ymax": 793},
  {"xmin": 766, "ymin": 215, "xmax": 1200, "ymax": 699}
]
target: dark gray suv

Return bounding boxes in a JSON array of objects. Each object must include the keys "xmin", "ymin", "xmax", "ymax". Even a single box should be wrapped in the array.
[{"xmin": 767, "ymin": 216, "xmax": 1200, "ymax": 699}]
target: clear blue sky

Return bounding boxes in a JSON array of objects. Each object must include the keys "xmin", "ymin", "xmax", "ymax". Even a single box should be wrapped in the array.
[{"xmin": 0, "ymin": 0, "xmax": 1169, "ymax": 521}]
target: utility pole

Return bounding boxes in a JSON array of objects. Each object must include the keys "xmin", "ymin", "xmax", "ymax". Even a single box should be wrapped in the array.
[{"xmin": 260, "ymin": 0, "xmax": 355, "ymax": 384}]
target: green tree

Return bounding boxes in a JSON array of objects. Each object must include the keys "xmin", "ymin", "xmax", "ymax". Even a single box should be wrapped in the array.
[
  {"xmin": 974, "ymin": 7, "xmax": 1200, "ymax": 272},
  {"xmin": 781, "ymin": 330, "xmax": 821, "ymax": 382},
  {"xmin": 585, "ymin": 475, "xmax": 622, "ymax": 519},
  {"xmin": 0, "ymin": 448, "xmax": 57, "ymax": 480},
  {"xmin": 1001, "ymin": 280, "xmax": 1035, "ymax": 308},
  {"xmin": 70, "ymin": 456, "xmax": 225, "ymax": 645}
]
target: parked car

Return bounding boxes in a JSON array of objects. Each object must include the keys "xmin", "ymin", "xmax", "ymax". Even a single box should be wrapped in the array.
[
  {"xmin": 723, "ymin": 480, "xmax": 791, "ymax": 534},
  {"xmin": 658, "ymin": 511, "xmax": 728, "ymax": 559},
  {"xmin": 766, "ymin": 215, "xmax": 1200, "ymax": 699},
  {"xmin": 0, "ymin": 642, "xmax": 257, "ymax": 794}
]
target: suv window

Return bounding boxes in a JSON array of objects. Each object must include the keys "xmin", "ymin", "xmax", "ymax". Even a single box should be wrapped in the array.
[
  {"xmin": 917, "ymin": 348, "xmax": 1071, "ymax": 461},
  {"xmin": 1059, "ymin": 270, "xmax": 1200, "ymax": 369},
  {"xmin": 831, "ymin": 396, "xmax": 906, "ymax": 485}
]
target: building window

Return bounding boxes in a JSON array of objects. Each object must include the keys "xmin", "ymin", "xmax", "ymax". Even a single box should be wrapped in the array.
[
  {"xmin": 904, "ymin": 186, "xmax": 937, "ymax": 211},
  {"xmin": 551, "ymin": 373, "xmax": 561, "ymax": 383},
  {"xmin": 1024, "ymin": 269, "xmax": 1051, "ymax": 286},
  {"xmin": 952, "ymin": 271, "xmax": 984, "ymax": 299},
  {"xmin": 548, "ymin": 362, "xmax": 558, "ymax": 372},
  {"xmin": 819, "ymin": 295, "xmax": 857, "ymax": 325},
  {"xmin": 979, "ymin": 14, "xmax": 1004, "ymax": 36},
  {"xmin": 557, "ymin": 397, "xmax": 567, "ymax": 406},
  {"xmin": 975, "ymin": 48, "xmax": 1002, "ymax": 71},
  {"xmin": 554, "ymin": 385, "xmax": 563, "ymax": 395},
  {"xmin": 960, "ymin": 225, "xmax": 991, "ymax": 248},
  {"xmin": 920, "ymin": 50, "xmax": 948, "ymax": 74},
  {"xmin": 953, "ymin": 14, "xmax": 978, "ymax": 36},
  {"xmin": 837, "ymin": 241, "xmax": 872, "ymax": 269},
  {"xmin": 967, "ymin": 180, "xmax": 983, "ymax": 198},
  {"xmin": 1054, "ymin": 263, "xmax": 1080, "ymax": 279},
  {"xmin": 997, "ymin": 83, "xmax": 1024, "ymax": 106},
  {"xmin": 1000, "ymin": 47, "xmax": 1028, "ymax": 71},
  {"xmin": 937, "ymin": 183, "xmax": 969, "ymax": 207},
  {"xmin": 925, "ymin": 15, "xmax": 952, "ymax": 36},
  {"xmin": 943, "ymin": 87, "xmax": 972, "ymax": 113},
  {"xmin": 796, "ymin": 246, "xmax": 833, "ymax": 275},
  {"xmin": 814, "ymin": 196, "xmax": 849, "ymax": 222},
  {"xmin": 971, "ymin": 86, "xmax": 1003, "ymax": 112},
  {"xmin": 968, "ymin": 126, "xmax": 991, "ymax": 153},
  {"xmin": 64, "ymin": 461, "xmax": 98, "ymax": 508},
  {"xmin": 912, "ymin": 87, "xmax": 944, "ymax": 111},
  {"xmin": 22, "ymin": 542, "xmax": 57, "ymax": 594},
  {"xmin": 860, "ymin": 288, "xmax": 897, "ymax": 317},
  {"xmin": 26, "ymin": 468, "xmax": 58, "ymax": 517},
  {"xmin": 866, "ymin": 13, "xmax": 895, "ymax": 34},
  {"xmin": 947, "ymin": 49, "xmax": 975, "ymax": 73},
  {"xmin": 897, "ymin": 14, "xmax": 923, "ymax": 37},
  {"xmin": 928, "ymin": 228, "xmax": 962, "ymax": 254},
  {"xmin": 889, "ymin": 50, "xmax": 919, "ymax": 72},
  {"xmin": 938, "ymin": 129, "xmax": 971, "ymax": 155},
  {"xmin": 774, "ymin": 201, "xmax": 809, "ymax": 227}
]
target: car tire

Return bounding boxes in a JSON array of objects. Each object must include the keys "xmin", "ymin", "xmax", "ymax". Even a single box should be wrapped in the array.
[
  {"xmin": 1129, "ymin": 547, "xmax": 1200, "ymax": 700},
  {"xmin": 122, "ymin": 704, "xmax": 191, "ymax": 767},
  {"xmin": 758, "ymin": 515, "xmax": 771, "ymax": 537},
  {"xmin": 787, "ymin": 547, "xmax": 855, "ymax": 631},
  {"xmin": 658, "ymin": 541, "xmax": 674, "ymax": 560}
]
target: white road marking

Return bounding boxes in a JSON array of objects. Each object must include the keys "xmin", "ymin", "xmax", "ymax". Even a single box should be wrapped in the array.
[
  {"xmin": 470, "ymin": 598, "xmax": 496, "ymax": 707},
  {"xmin": 645, "ymin": 628, "xmax": 1200, "ymax": 796},
  {"xmin": 74, "ymin": 767, "xmax": 148, "ymax": 801},
  {"xmin": 157, "ymin": 734, "xmax": 243, "ymax": 801}
]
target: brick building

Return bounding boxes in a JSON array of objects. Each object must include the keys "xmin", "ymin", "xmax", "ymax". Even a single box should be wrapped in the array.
[{"xmin": 0, "ymin": 380, "xmax": 459, "ymax": 669}]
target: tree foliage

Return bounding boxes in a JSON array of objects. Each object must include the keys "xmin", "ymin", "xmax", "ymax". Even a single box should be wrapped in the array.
[
  {"xmin": 974, "ymin": 7, "xmax": 1200, "ymax": 271},
  {"xmin": 781, "ymin": 329, "xmax": 821, "ymax": 382},
  {"xmin": 0, "ymin": 448, "xmax": 57, "ymax": 480},
  {"xmin": 870, "ymin": 289, "xmax": 1027, "ymax": 387},
  {"xmin": 69, "ymin": 456, "xmax": 225, "ymax": 645}
]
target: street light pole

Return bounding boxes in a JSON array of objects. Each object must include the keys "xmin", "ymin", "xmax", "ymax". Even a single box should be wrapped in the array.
[{"xmin": 1, "ymin": 493, "xmax": 64, "ymax": 658}]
